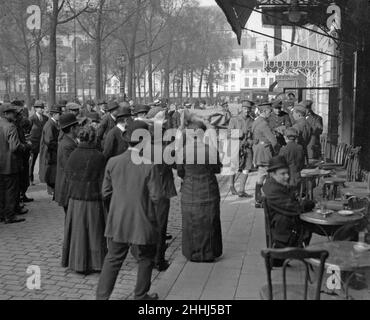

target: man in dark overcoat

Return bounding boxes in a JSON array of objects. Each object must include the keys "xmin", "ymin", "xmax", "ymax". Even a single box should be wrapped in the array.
[
  {"xmin": 103, "ymin": 107, "xmax": 131, "ymax": 160},
  {"xmin": 96, "ymin": 120, "xmax": 163, "ymax": 301},
  {"xmin": 0, "ymin": 103, "xmax": 29, "ymax": 224},
  {"xmin": 96, "ymin": 101, "xmax": 120, "ymax": 150},
  {"xmin": 29, "ymin": 100, "xmax": 48, "ymax": 185},
  {"xmin": 39, "ymin": 105, "xmax": 62, "ymax": 194},
  {"xmin": 55, "ymin": 114, "xmax": 79, "ymax": 214},
  {"xmin": 304, "ymin": 100, "xmax": 323, "ymax": 161}
]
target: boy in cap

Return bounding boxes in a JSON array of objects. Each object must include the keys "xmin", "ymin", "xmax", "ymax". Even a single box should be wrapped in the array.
[{"xmin": 279, "ymin": 127, "xmax": 304, "ymax": 189}]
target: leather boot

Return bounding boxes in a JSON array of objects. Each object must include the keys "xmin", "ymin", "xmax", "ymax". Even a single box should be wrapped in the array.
[
  {"xmin": 229, "ymin": 175, "xmax": 237, "ymax": 195},
  {"xmin": 255, "ymin": 183, "xmax": 263, "ymax": 208},
  {"xmin": 238, "ymin": 174, "xmax": 251, "ymax": 198}
]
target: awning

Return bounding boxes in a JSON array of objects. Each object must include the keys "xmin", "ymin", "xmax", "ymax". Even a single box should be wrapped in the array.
[
  {"xmin": 264, "ymin": 33, "xmax": 322, "ymax": 73},
  {"xmin": 215, "ymin": 0, "xmax": 257, "ymax": 44}
]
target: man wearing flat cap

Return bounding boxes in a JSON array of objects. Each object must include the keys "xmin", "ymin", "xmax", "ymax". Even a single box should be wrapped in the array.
[
  {"xmin": 29, "ymin": 101, "xmax": 49, "ymax": 185},
  {"xmin": 304, "ymin": 100, "xmax": 323, "ymax": 161},
  {"xmin": 0, "ymin": 103, "xmax": 29, "ymax": 224},
  {"xmin": 262, "ymin": 156, "xmax": 314, "ymax": 265},
  {"xmin": 39, "ymin": 105, "xmax": 63, "ymax": 197},
  {"xmin": 251, "ymin": 102, "xmax": 278, "ymax": 208},
  {"xmin": 97, "ymin": 101, "xmax": 120, "ymax": 150},
  {"xmin": 103, "ymin": 107, "xmax": 131, "ymax": 160},
  {"xmin": 55, "ymin": 113, "xmax": 79, "ymax": 214},
  {"xmin": 292, "ymin": 103, "xmax": 312, "ymax": 165}
]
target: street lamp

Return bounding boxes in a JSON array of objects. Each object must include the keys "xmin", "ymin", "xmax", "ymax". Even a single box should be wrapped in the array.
[{"xmin": 117, "ymin": 54, "xmax": 126, "ymax": 95}]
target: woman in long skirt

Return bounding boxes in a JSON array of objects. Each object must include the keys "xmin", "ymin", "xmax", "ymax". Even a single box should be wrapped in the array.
[
  {"xmin": 62, "ymin": 125, "xmax": 107, "ymax": 273},
  {"xmin": 177, "ymin": 119, "xmax": 223, "ymax": 262}
]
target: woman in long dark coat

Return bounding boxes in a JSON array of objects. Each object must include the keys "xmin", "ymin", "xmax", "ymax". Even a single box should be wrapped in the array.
[
  {"xmin": 62, "ymin": 125, "xmax": 107, "ymax": 274},
  {"xmin": 177, "ymin": 119, "xmax": 223, "ymax": 262}
]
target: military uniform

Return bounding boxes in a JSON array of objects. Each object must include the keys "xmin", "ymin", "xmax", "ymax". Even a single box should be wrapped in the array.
[
  {"xmin": 306, "ymin": 111, "xmax": 323, "ymax": 160},
  {"xmin": 268, "ymin": 110, "xmax": 292, "ymax": 148},
  {"xmin": 293, "ymin": 118, "xmax": 312, "ymax": 164}
]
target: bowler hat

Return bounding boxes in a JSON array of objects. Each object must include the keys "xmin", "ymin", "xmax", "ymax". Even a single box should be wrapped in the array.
[
  {"xmin": 116, "ymin": 106, "xmax": 132, "ymax": 119},
  {"xmin": 49, "ymin": 105, "xmax": 63, "ymax": 114},
  {"xmin": 285, "ymin": 127, "xmax": 298, "ymax": 138},
  {"xmin": 123, "ymin": 120, "xmax": 149, "ymax": 144},
  {"xmin": 58, "ymin": 99, "xmax": 68, "ymax": 107},
  {"xmin": 107, "ymin": 101, "xmax": 120, "ymax": 112},
  {"xmin": 34, "ymin": 100, "xmax": 45, "ymax": 108},
  {"xmin": 86, "ymin": 112, "xmax": 100, "ymax": 123},
  {"xmin": 11, "ymin": 100, "xmax": 24, "ymax": 107},
  {"xmin": 133, "ymin": 104, "xmax": 150, "ymax": 115},
  {"xmin": 241, "ymin": 100, "xmax": 255, "ymax": 108},
  {"xmin": 267, "ymin": 155, "xmax": 289, "ymax": 173},
  {"xmin": 1, "ymin": 103, "xmax": 17, "ymax": 114},
  {"xmin": 59, "ymin": 113, "xmax": 79, "ymax": 130}
]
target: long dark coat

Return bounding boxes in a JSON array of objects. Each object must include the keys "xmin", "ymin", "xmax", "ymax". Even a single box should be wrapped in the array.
[
  {"xmin": 29, "ymin": 113, "xmax": 48, "ymax": 153},
  {"xmin": 55, "ymin": 134, "xmax": 77, "ymax": 208},
  {"xmin": 306, "ymin": 111, "xmax": 323, "ymax": 160},
  {"xmin": 293, "ymin": 118, "xmax": 312, "ymax": 162},
  {"xmin": 103, "ymin": 126, "xmax": 129, "ymax": 160},
  {"xmin": 39, "ymin": 118, "xmax": 59, "ymax": 186},
  {"xmin": 102, "ymin": 149, "xmax": 164, "ymax": 245},
  {"xmin": 279, "ymin": 141, "xmax": 305, "ymax": 187},
  {"xmin": 96, "ymin": 114, "xmax": 116, "ymax": 149}
]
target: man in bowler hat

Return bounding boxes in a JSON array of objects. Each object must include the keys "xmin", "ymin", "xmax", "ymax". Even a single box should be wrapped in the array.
[{"xmin": 96, "ymin": 101, "xmax": 120, "ymax": 149}]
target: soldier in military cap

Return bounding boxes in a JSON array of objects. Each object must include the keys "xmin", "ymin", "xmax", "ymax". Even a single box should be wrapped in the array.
[
  {"xmin": 292, "ymin": 103, "xmax": 312, "ymax": 165},
  {"xmin": 228, "ymin": 101, "xmax": 255, "ymax": 198},
  {"xmin": 96, "ymin": 101, "xmax": 120, "ymax": 150},
  {"xmin": 268, "ymin": 99, "xmax": 292, "ymax": 150},
  {"xmin": 304, "ymin": 100, "xmax": 323, "ymax": 161},
  {"xmin": 251, "ymin": 102, "xmax": 278, "ymax": 208},
  {"xmin": 241, "ymin": 100, "xmax": 256, "ymax": 119}
]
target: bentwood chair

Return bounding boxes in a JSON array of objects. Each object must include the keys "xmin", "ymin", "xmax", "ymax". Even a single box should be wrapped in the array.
[
  {"xmin": 262, "ymin": 197, "xmax": 273, "ymax": 248},
  {"xmin": 260, "ymin": 248, "xmax": 329, "ymax": 300}
]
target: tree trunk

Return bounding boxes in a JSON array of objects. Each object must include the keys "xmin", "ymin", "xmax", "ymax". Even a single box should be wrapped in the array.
[
  {"xmin": 190, "ymin": 69, "xmax": 193, "ymax": 98},
  {"xmin": 48, "ymin": 0, "xmax": 59, "ymax": 106},
  {"xmin": 136, "ymin": 60, "xmax": 141, "ymax": 101},
  {"xmin": 148, "ymin": 54, "xmax": 153, "ymax": 101},
  {"xmin": 95, "ymin": 7, "xmax": 103, "ymax": 100},
  {"xmin": 35, "ymin": 41, "xmax": 40, "ymax": 100},
  {"xmin": 25, "ymin": 49, "xmax": 32, "ymax": 110},
  {"xmin": 198, "ymin": 67, "xmax": 204, "ymax": 98},
  {"xmin": 127, "ymin": 1, "xmax": 141, "ymax": 100},
  {"xmin": 179, "ymin": 68, "xmax": 183, "ymax": 101},
  {"xmin": 209, "ymin": 64, "xmax": 214, "ymax": 103}
]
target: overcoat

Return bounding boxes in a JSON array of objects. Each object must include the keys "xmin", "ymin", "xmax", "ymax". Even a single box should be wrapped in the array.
[
  {"xmin": 103, "ymin": 126, "xmax": 129, "ymax": 160},
  {"xmin": 251, "ymin": 116, "xmax": 277, "ymax": 167},
  {"xmin": 29, "ymin": 113, "xmax": 48, "ymax": 153},
  {"xmin": 96, "ymin": 114, "xmax": 116, "ymax": 148},
  {"xmin": 279, "ymin": 141, "xmax": 305, "ymax": 187},
  {"xmin": 306, "ymin": 111, "xmax": 323, "ymax": 159},
  {"xmin": 39, "ymin": 118, "xmax": 59, "ymax": 186},
  {"xmin": 55, "ymin": 134, "xmax": 77, "ymax": 208},
  {"xmin": 293, "ymin": 118, "xmax": 312, "ymax": 157},
  {"xmin": 102, "ymin": 149, "xmax": 164, "ymax": 245}
]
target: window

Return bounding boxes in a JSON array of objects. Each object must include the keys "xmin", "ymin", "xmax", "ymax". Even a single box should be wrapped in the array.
[
  {"xmin": 231, "ymin": 85, "xmax": 236, "ymax": 91},
  {"xmin": 224, "ymin": 75, "xmax": 229, "ymax": 82},
  {"xmin": 269, "ymin": 77, "xmax": 274, "ymax": 85},
  {"xmin": 224, "ymin": 86, "xmax": 228, "ymax": 91},
  {"xmin": 231, "ymin": 63, "xmax": 236, "ymax": 71},
  {"xmin": 244, "ymin": 78, "xmax": 249, "ymax": 87},
  {"xmin": 224, "ymin": 62, "xmax": 229, "ymax": 70},
  {"xmin": 231, "ymin": 74, "xmax": 235, "ymax": 82},
  {"xmin": 253, "ymin": 69, "xmax": 258, "ymax": 73},
  {"xmin": 253, "ymin": 78, "xmax": 258, "ymax": 87},
  {"xmin": 261, "ymin": 78, "xmax": 266, "ymax": 86},
  {"xmin": 245, "ymin": 69, "xmax": 250, "ymax": 74}
]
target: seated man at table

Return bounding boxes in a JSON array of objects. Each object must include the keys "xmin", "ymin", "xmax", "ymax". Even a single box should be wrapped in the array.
[{"xmin": 263, "ymin": 156, "xmax": 315, "ymax": 258}]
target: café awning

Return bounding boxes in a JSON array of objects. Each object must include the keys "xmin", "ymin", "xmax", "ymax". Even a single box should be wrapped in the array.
[{"xmin": 215, "ymin": 0, "xmax": 257, "ymax": 44}]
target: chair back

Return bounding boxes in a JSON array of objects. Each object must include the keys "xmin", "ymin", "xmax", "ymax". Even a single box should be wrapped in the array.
[
  {"xmin": 261, "ymin": 248, "xmax": 329, "ymax": 300},
  {"xmin": 263, "ymin": 197, "xmax": 273, "ymax": 248}
]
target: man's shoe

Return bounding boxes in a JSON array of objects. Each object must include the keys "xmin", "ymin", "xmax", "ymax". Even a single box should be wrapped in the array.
[
  {"xmin": 5, "ymin": 218, "xmax": 26, "ymax": 224},
  {"xmin": 22, "ymin": 195, "xmax": 34, "ymax": 203},
  {"xmin": 155, "ymin": 260, "xmax": 170, "ymax": 272},
  {"xmin": 230, "ymin": 186, "xmax": 238, "ymax": 195},
  {"xmin": 238, "ymin": 192, "xmax": 252, "ymax": 198},
  {"xmin": 166, "ymin": 234, "xmax": 173, "ymax": 240},
  {"xmin": 255, "ymin": 202, "xmax": 263, "ymax": 209},
  {"xmin": 136, "ymin": 293, "xmax": 159, "ymax": 300},
  {"xmin": 16, "ymin": 208, "xmax": 29, "ymax": 215}
]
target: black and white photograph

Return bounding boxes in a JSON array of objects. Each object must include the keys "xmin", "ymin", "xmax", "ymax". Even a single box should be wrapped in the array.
[{"xmin": 0, "ymin": 0, "xmax": 370, "ymax": 307}]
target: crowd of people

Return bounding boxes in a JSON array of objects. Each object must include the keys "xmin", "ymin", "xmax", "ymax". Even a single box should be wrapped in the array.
[{"xmin": 0, "ymin": 93, "xmax": 324, "ymax": 298}]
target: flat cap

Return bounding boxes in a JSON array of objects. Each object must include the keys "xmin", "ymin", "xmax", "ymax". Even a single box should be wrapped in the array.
[{"xmin": 33, "ymin": 100, "xmax": 45, "ymax": 108}]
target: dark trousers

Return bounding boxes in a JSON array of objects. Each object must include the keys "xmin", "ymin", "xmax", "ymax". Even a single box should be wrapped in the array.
[
  {"xmin": 0, "ymin": 174, "xmax": 20, "ymax": 221},
  {"xmin": 29, "ymin": 151, "xmax": 38, "ymax": 183},
  {"xmin": 96, "ymin": 240, "xmax": 156, "ymax": 300},
  {"xmin": 155, "ymin": 198, "xmax": 170, "ymax": 264}
]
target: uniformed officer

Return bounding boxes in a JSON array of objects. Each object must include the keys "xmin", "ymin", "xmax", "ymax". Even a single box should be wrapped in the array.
[
  {"xmin": 251, "ymin": 102, "xmax": 278, "ymax": 208},
  {"xmin": 304, "ymin": 100, "xmax": 323, "ymax": 161},
  {"xmin": 268, "ymin": 99, "xmax": 292, "ymax": 150},
  {"xmin": 292, "ymin": 103, "xmax": 312, "ymax": 165},
  {"xmin": 228, "ymin": 102, "xmax": 254, "ymax": 198}
]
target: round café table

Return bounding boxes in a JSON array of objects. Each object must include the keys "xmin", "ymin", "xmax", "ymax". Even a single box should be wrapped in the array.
[
  {"xmin": 300, "ymin": 209, "xmax": 364, "ymax": 240},
  {"xmin": 300, "ymin": 169, "xmax": 332, "ymax": 201},
  {"xmin": 306, "ymin": 241, "xmax": 370, "ymax": 299},
  {"xmin": 341, "ymin": 188, "xmax": 370, "ymax": 200}
]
